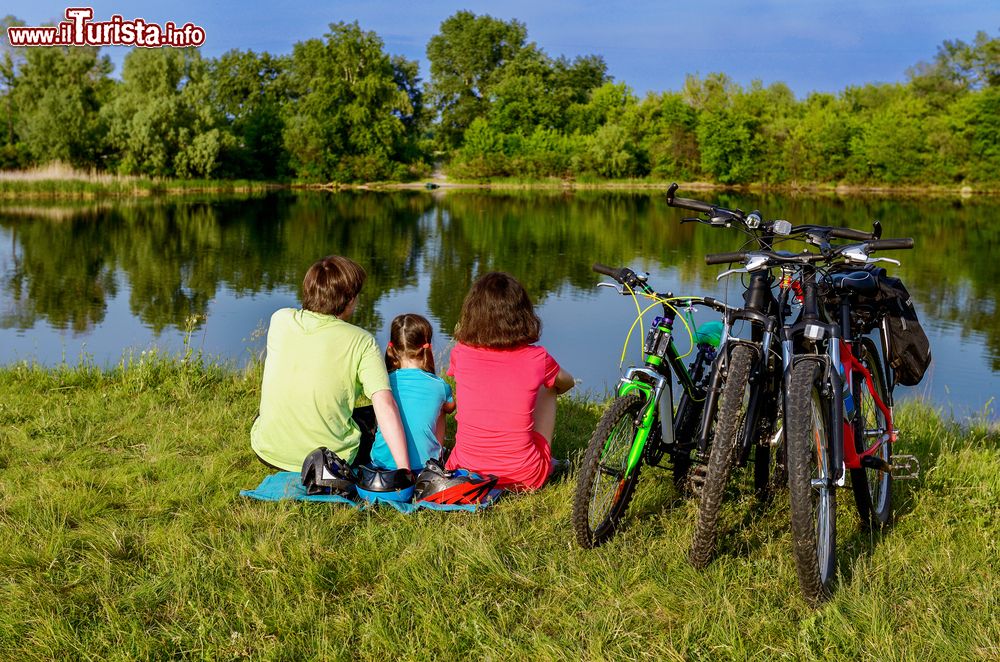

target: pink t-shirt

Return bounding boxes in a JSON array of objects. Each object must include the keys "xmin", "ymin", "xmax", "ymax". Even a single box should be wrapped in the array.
[{"xmin": 446, "ymin": 343, "xmax": 561, "ymax": 490}]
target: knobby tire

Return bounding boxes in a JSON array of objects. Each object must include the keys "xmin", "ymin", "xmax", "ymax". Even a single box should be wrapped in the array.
[
  {"xmin": 573, "ymin": 394, "xmax": 645, "ymax": 548},
  {"xmin": 786, "ymin": 360, "xmax": 837, "ymax": 605},
  {"xmin": 688, "ymin": 345, "xmax": 755, "ymax": 568}
]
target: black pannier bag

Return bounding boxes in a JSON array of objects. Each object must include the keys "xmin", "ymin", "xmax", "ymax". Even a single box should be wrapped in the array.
[
  {"xmin": 824, "ymin": 265, "xmax": 932, "ymax": 387},
  {"xmin": 876, "ymin": 275, "xmax": 932, "ymax": 386}
]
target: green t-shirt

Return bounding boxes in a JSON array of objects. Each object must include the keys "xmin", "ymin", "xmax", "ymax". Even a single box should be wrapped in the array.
[{"xmin": 250, "ymin": 308, "xmax": 390, "ymax": 471}]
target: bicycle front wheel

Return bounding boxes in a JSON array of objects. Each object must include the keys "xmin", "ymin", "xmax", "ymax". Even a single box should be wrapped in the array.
[
  {"xmin": 573, "ymin": 394, "xmax": 646, "ymax": 548},
  {"xmin": 688, "ymin": 344, "xmax": 754, "ymax": 568},
  {"xmin": 786, "ymin": 360, "xmax": 837, "ymax": 605},
  {"xmin": 851, "ymin": 337, "xmax": 892, "ymax": 528}
]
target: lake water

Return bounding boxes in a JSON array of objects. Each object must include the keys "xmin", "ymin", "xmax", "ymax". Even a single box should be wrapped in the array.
[{"xmin": 1, "ymin": 190, "xmax": 997, "ymax": 419}]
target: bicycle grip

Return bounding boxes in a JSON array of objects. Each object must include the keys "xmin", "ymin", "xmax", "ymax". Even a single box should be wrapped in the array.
[
  {"xmin": 592, "ymin": 263, "xmax": 621, "ymax": 278},
  {"xmin": 666, "ymin": 183, "xmax": 714, "ymax": 214},
  {"xmin": 829, "ymin": 227, "xmax": 873, "ymax": 240},
  {"xmin": 668, "ymin": 195, "xmax": 714, "ymax": 215},
  {"xmin": 868, "ymin": 238, "xmax": 914, "ymax": 251},
  {"xmin": 705, "ymin": 252, "xmax": 747, "ymax": 265}
]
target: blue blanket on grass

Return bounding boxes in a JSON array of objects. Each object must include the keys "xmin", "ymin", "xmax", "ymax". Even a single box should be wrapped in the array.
[{"xmin": 240, "ymin": 471, "xmax": 501, "ymax": 513}]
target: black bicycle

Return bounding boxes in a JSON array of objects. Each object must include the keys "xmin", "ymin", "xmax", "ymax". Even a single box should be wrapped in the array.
[
  {"xmin": 666, "ymin": 184, "xmax": 884, "ymax": 569},
  {"xmin": 707, "ymin": 235, "xmax": 916, "ymax": 603}
]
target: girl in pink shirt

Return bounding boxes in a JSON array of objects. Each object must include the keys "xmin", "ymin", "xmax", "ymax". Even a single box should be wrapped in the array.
[{"xmin": 446, "ymin": 272, "xmax": 575, "ymax": 491}]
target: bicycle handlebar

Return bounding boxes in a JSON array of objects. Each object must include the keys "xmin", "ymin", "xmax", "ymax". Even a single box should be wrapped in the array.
[
  {"xmin": 668, "ymin": 184, "xmax": 885, "ymax": 244},
  {"xmin": 666, "ymin": 183, "xmax": 716, "ymax": 215},
  {"xmin": 867, "ymin": 238, "xmax": 914, "ymax": 251},
  {"xmin": 592, "ymin": 262, "xmax": 654, "ymax": 294},
  {"xmin": 706, "ymin": 237, "xmax": 914, "ymax": 271},
  {"xmin": 592, "ymin": 262, "xmax": 623, "ymax": 279},
  {"xmin": 705, "ymin": 252, "xmax": 748, "ymax": 265},
  {"xmin": 828, "ymin": 227, "xmax": 874, "ymax": 241}
]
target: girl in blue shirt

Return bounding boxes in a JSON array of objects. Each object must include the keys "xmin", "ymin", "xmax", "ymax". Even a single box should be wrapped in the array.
[{"xmin": 370, "ymin": 314, "xmax": 456, "ymax": 471}]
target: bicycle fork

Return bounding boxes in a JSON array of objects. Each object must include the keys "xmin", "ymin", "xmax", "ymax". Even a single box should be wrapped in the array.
[{"xmin": 617, "ymin": 367, "xmax": 674, "ymax": 477}]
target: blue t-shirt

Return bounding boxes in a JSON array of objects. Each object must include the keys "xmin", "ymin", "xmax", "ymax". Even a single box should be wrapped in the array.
[{"xmin": 370, "ymin": 368, "xmax": 454, "ymax": 471}]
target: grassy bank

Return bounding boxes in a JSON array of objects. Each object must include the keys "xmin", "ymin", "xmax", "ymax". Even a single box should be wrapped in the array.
[
  {"xmin": 0, "ymin": 165, "xmax": 279, "ymax": 199},
  {"xmin": 1, "ymin": 357, "xmax": 998, "ymax": 659},
  {"xmin": 4, "ymin": 164, "xmax": 1000, "ymax": 199}
]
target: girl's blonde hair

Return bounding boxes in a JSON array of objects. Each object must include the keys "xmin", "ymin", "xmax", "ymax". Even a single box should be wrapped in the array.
[{"xmin": 385, "ymin": 314, "xmax": 435, "ymax": 374}]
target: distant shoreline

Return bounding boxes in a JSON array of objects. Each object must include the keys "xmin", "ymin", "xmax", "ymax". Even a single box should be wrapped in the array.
[{"xmin": 1, "ymin": 172, "xmax": 997, "ymax": 199}]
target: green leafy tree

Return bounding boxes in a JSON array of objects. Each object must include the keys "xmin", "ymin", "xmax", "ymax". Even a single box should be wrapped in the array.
[
  {"xmin": 426, "ymin": 11, "xmax": 527, "ymax": 149},
  {"xmin": 9, "ymin": 41, "xmax": 112, "ymax": 167},
  {"xmin": 632, "ymin": 92, "xmax": 700, "ymax": 180},
  {"xmin": 209, "ymin": 49, "xmax": 289, "ymax": 179},
  {"xmin": 909, "ymin": 29, "xmax": 1000, "ymax": 98},
  {"xmin": 282, "ymin": 22, "xmax": 418, "ymax": 182},
  {"xmin": 968, "ymin": 86, "xmax": 1000, "ymax": 181},
  {"xmin": 103, "ymin": 48, "xmax": 230, "ymax": 177},
  {"xmin": 697, "ymin": 108, "xmax": 759, "ymax": 184},
  {"xmin": 848, "ymin": 89, "xmax": 929, "ymax": 183},
  {"xmin": 0, "ymin": 16, "xmax": 27, "ymax": 167}
]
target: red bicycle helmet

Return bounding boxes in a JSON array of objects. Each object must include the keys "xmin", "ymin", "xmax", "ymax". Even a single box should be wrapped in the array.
[{"xmin": 413, "ymin": 459, "xmax": 499, "ymax": 505}]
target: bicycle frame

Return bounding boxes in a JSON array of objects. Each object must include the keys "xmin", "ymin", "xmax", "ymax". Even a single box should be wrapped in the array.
[
  {"xmin": 840, "ymin": 338, "xmax": 896, "ymax": 471},
  {"xmin": 615, "ymin": 299, "xmax": 715, "ymax": 478}
]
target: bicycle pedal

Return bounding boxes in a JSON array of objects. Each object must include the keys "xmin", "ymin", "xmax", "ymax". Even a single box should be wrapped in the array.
[
  {"xmin": 891, "ymin": 455, "xmax": 920, "ymax": 480},
  {"xmin": 687, "ymin": 464, "xmax": 708, "ymax": 498}
]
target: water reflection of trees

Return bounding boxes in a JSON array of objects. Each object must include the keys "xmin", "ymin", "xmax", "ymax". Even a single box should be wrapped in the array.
[
  {"xmin": 0, "ymin": 192, "xmax": 433, "ymax": 334},
  {"xmin": 1, "ymin": 191, "xmax": 998, "ymax": 369}
]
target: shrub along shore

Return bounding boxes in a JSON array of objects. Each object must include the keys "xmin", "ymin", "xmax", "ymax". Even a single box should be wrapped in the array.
[{"xmin": 0, "ymin": 356, "xmax": 997, "ymax": 658}]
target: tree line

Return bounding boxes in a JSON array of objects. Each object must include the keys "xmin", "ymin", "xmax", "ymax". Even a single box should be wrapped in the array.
[{"xmin": 1, "ymin": 12, "xmax": 997, "ymax": 184}]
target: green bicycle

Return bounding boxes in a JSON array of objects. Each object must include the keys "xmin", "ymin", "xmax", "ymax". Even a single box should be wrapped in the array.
[{"xmin": 572, "ymin": 263, "xmax": 730, "ymax": 548}]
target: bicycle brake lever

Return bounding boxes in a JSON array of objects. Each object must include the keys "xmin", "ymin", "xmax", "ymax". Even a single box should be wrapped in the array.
[
  {"xmin": 681, "ymin": 217, "xmax": 699, "ymax": 224},
  {"xmin": 716, "ymin": 268, "xmax": 748, "ymax": 281},
  {"xmin": 843, "ymin": 246, "xmax": 900, "ymax": 267},
  {"xmin": 597, "ymin": 281, "xmax": 628, "ymax": 295}
]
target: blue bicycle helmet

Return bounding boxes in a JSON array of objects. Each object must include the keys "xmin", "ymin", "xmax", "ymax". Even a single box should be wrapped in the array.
[{"xmin": 355, "ymin": 465, "xmax": 415, "ymax": 503}]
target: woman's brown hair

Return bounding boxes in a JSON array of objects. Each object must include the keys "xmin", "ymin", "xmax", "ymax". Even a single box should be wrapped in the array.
[
  {"xmin": 301, "ymin": 255, "xmax": 366, "ymax": 316},
  {"xmin": 454, "ymin": 272, "xmax": 541, "ymax": 349},
  {"xmin": 385, "ymin": 314, "xmax": 436, "ymax": 374}
]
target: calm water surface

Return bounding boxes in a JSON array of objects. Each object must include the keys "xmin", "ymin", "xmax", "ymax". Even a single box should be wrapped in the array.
[{"xmin": 1, "ymin": 191, "xmax": 997, "ymax": 419}]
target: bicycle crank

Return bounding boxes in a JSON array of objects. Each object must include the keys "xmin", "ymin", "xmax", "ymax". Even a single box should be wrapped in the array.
[{"xmin": 687, "ymin": 463, "xmax": 708, "ymax": 498}]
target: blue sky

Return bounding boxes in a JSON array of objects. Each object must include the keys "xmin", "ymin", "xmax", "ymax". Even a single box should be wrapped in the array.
[{"xmin": 6, "ymin": 1, "xmax": 998, "ymax": 96}]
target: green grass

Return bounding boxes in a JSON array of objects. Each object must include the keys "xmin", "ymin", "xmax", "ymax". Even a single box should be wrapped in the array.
[{"xmin": 1, "ymin": 356, "xmax": 998, "ymax": 659}]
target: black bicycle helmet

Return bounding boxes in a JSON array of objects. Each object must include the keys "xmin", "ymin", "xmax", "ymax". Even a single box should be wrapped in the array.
[
  {"xmin": 355, "ymin": 465, "xmax": 415, "ymax": 503},
  {"xmin": 413, "ymin": 459, "xmax": 499, "ymax": 505},
  {"xmin": 301, "ymin": 447, "xmax": 356, "ymax": 496}
]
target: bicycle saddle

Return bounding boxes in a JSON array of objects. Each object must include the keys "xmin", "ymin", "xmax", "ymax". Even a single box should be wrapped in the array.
[{"xmin": 829, "ymin": 270, "xmax": 879, "ymax": 295}]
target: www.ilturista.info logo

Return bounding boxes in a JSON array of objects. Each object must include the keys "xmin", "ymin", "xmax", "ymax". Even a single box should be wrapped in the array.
[{"xmin": 6, "ymin": 7, "xmax": 206, "ymax": 48}]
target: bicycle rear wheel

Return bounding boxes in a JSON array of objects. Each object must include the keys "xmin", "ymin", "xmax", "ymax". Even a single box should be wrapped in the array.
[
  {"xmin": 786, "ymin": 360, "xmax": 837, "ymax": 605},
  {"xmin": 572, "ymin": 394, "xmax": 646, "ymax": 548},
  {"xmin": 851, "ymin": 338, "xmax": 892, "ymax": 528}
]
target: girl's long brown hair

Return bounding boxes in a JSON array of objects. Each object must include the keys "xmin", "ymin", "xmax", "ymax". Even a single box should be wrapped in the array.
[
  {"xmin": 384, "ymin": 314, "xmax": 436, "ymax": 374},
  {"xmin": 454, "ymin": 272, "xmax": 541, "ymax": 349}
]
